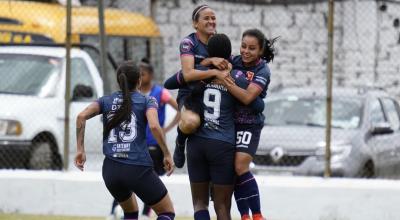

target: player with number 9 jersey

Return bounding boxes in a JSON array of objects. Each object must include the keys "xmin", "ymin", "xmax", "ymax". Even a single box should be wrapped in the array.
[{"xmin": 185, "ymin": 33, "xmax": 237, "ymax": 220}]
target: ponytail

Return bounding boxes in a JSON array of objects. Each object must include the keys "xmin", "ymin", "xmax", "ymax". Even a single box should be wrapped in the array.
[
  {"xmin": 104, "ymin": 61, "xmax": 139, "ymax": 137},
  {"xmin": 262, "ymin": 37, "xmax": 279, "ymax": 63}
]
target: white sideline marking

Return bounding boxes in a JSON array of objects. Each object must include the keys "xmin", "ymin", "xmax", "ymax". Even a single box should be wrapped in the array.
[{"xmin": 1, "ymin": 170, "xmax": 400, "ymax": 190}]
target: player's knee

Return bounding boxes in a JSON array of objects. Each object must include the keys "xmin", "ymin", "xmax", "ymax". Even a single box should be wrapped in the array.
[
  {"xmin": 179, "ymin": 110, "xmax": 200, "ymax": 134},
  {"xmin": 235, "ymin": 161, "xmax": 250, "ymax": 175},
  {"xmin": 151, "ymin": 193, "xmax": 174, "ymax": 215}
]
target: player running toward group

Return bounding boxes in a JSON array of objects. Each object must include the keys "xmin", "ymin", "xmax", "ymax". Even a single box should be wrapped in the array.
[
  {"xmin": 74, "ymin": 61, "xmax": 176, "ymax": 220},
  {"xmin": 139, "ymin": 58, "xmax": 180, "ymax": 218}
]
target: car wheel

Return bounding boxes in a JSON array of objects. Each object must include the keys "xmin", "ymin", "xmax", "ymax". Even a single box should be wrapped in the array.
[
  {"xmin": 359, "ymin": 160, "xmax": 375, "ymax": 178},
  {"xmin": 28, "ymin": 141, "xmax": 54, "ymax": 170}
]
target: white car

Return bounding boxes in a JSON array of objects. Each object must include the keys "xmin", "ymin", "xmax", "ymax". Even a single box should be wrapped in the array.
[{"xmin": 0, "ymin": 45, "xmax": 104, "ymax": 169}]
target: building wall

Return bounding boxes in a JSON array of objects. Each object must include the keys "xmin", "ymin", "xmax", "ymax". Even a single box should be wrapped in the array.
[
  {"xmin": 153, "ymin": 0, "xmax": 399, "ymax": 94},
  {"xmin": 106, "ymin": 0, "xmax": 400, "ymax": 95}
]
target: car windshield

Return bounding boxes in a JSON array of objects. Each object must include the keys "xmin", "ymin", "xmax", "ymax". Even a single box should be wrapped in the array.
[
  {"xmin": 264, "ymin": 96, "xmax": 363, "ymax": 129},
  {"xmin": 0, "ymin": 54, "xmax": 62, "ymax": 96}
]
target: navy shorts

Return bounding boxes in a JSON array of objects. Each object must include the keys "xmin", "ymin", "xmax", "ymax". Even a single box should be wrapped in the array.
[
  {"xmin": 102, "ymin": 157, "xmax": 168, "ymax": 205},
  {"xmin": 148, "ymin": 145, "xmax": 166, "ymax": 176},
  {"xmin": 235, "ymin": 123, "xmax": 263, "ymax": 157},
  {"xmin": 186, "ymin": 136, "xmax": 235, "ymax": 185}
]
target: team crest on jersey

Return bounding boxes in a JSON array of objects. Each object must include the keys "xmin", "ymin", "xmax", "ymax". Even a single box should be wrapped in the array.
[{"xmin": 246, "ymin": 71, "xmax": 255, "ymax": 81}]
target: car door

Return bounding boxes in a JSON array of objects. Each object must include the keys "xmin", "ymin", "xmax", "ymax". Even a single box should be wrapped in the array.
[
  {"xmin": 365, "ymin": 98, "xmax": 393, "ymax": 176},
  {"xmin": 69, "ymin": 57, "xmax": 103, "ymax": 169},
  {"xmin": 380, "ymin": 98, "xmax": 400, "ymax": 178}
]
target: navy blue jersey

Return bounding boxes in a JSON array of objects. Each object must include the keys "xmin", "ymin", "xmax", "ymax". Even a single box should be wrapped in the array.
[
  {"xmin": 97, "ymin": 91, "xmax": 158, "ymax": 166},
  {"xmin": 232, "ymin": 55, "xmax": 271, "ymax": 125},
  {"xmin": 166, "ymin": 65, "xmax": 264, "ymax": 113},
  {"xmin": 177, "ymin": 33, "xmax": 209, "ymax": 105},
  {"xmin": 179, "ymin": 32, "xmax": 208, "ymax": 64},
  {"xmin": 195, "ymin": 83, "xmax": 236, "ymax": 145},
  {"xmin": 231, "ymin": 69, "xmax": 265, "ymax": 113}
]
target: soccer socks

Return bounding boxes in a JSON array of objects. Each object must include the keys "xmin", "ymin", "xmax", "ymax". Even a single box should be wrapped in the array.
[
  {"xmin": 123, "ymin": 211, "xmax": 138, "ymax": 220},
  {"xmin": 157, "ymin": 212, "xmax": 175, "ymax": 220},
  {"xmin": 194, "ymin": 209, "xmax": 210, "ymax": 220},
  {"xmin": 141, "ymin": 204, "xmax": 151, "ymax": 216},
  {"xmin": 234, "ymin": 183, "xmax": 250, "ymax": 216},
  {"xmin": 246, "ymin": 173, "xmax": 262, "ymax": 215},
  {"xmin": 235, "ymin": 171, "xmax": 262, "ymax": 216}
]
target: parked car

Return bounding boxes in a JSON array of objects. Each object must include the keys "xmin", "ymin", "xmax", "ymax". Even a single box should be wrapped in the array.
[
  {"xmin": 253, "ymin": 87, "xmax": 400, "ymax": 178},
  {"xmin": 0, "ymin": 45, "xmax": 104, "ymax": 169}
]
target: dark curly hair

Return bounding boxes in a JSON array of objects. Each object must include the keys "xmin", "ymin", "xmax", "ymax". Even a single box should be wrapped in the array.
[{"xmin": 242, "ymin": 28, "xmax": 278, "ymax": 63}]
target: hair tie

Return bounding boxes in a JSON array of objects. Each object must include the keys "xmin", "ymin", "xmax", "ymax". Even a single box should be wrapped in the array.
[{"xmin": 193, "ymin": 5, "xmax": 209, "ymax": 21}]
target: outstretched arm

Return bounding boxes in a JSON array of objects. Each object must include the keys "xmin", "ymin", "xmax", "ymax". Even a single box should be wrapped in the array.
[{"xmin": 75, "ymin": 102, "xmax": 101, "ymax": 171}]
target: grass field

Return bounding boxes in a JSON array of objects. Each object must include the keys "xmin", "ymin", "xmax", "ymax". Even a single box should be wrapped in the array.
[{"xmin": 0, "ymin": 214, "xmax": 193, "ymax": 220}]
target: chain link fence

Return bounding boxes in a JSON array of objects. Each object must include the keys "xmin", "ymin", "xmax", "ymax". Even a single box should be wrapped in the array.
[{"xmin": 1, "ymin": 0, "xmax": 400, "ymax": 179}]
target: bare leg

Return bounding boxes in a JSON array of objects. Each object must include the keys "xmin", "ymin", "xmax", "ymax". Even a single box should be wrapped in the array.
[
  {"xmin": 119, "ymin": 194, "xmax": 139, "ymax": 213},
  {"xmin": 213, "ymin": 184, "xmax": 234, "ymax": 220},
  {"xmin": 235, "ymin": 152, "xmax": 252, "ymax": 175},
  {"xmin": 190, "ymin": 182, "xmax": 210, "ymax": 212},
  {"xmin": 151, "ymin": 193, "xmax": 175, "ymax": 215}
]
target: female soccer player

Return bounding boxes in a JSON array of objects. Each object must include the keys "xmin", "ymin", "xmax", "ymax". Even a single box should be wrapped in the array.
[
  {"xmin": 222, "ymin": 29, "xmax": 277, "ymax": 220},
  {"xmin": 183, "ymin": 33, "xmax": 236, "ymax": 220},
  {"xmin": 139, "ymin": 58, "xmax": 180, "ymax": 218},
  {"xmin": 173, "ymin": 4, "xmax": 230, "ymax": 168},
  {"xmin": 74, "ymin": 61, "xmax": 176, "ymax": 220}
]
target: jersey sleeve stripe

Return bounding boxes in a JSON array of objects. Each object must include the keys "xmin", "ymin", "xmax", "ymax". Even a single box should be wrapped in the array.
[{"xmin": 250, "ymin": 82, "xmax": 264, "ymax": 91}]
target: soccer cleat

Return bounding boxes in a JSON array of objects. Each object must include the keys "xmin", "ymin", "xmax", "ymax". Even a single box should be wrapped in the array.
[
  {"xmin": 173, "ymin": 140, "xmax": 186, "ymax": 168},
  {"xmin": 252, "ymin": 213, "xmax": 266, "ymax": 220},
  {"xmin": 241, "ymin": 214, "xmax": 251, "ymax": 220}
]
